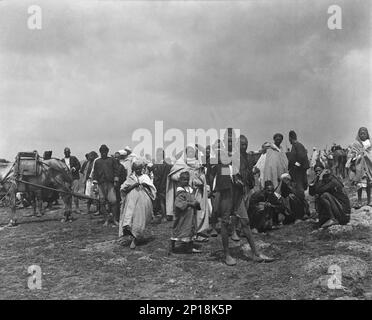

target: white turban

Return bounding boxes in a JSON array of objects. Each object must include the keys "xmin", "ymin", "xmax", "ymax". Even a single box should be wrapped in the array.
[{"xmin": 280, "ymin": 173, "xmax": 291, "ymax": 180}]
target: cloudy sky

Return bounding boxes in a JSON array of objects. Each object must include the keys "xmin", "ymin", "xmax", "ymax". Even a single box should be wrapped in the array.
[{"xmin": 0, "ymin": 0, "xmax": 370, "ymax": 160}]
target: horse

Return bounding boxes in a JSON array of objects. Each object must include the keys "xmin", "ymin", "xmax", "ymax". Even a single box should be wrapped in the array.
[{"xmin": 1, "ymin": 158, "xmax": 74, "ymax": 226}]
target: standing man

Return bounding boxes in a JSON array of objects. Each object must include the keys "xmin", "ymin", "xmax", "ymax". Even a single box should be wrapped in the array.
[
  {"xmin": 230, "ymin": 135, "xmax": 256, "ymax": 240},
  {"xmin": 152, "ymin": 148, "xmax": 171, "ymax": 223},
  {"xmin": 62, "ymin": 147, "xmax": 81, "ymax": 213},
  {"xmin": 114, "ymin": 151, "xmax": 127, "ymax": 225},
  {"xmin": 287, "ymin": 130, "xmax": 310, "ymax": 221},
  {"xmin": 210, "ymin": 131, "xmax": 273, "ymax": 266},
  {"xmin": 92, "ymin": 145, "xmax": 120, "ymax": 226}
]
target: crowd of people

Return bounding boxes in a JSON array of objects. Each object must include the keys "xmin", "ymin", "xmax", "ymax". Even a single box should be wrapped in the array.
[{"xmin": 6, "ymin": 126, "xmax": 372, "ymax": 266}]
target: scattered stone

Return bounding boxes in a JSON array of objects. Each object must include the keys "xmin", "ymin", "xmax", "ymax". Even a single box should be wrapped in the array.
[
  {"xmin": 45, "ymin": 243, "xmax": 55, "ymax": 250},
  {"xmin": 151, "ymin": 248, "xmax": 168, "ymax": 257},
  {"xmin": 138, "ymin": 255, "xmax": 153, "ymax": 262},
  {"xmin": 327, "ymin": 224, "xmax": 354, "ymax": 236},
  {"xmin": 241, "ymin": 240, "xmax": 278, "ymax": 253},
  {"xmin": 335, "ymin": 241, "xmax": 372, "ymax": 255},
  {"xmin": 364, "ymin": 292, "xmax": 372, "ymax": 300},
  {"xmin": 80, "ymin": 240, "xmax": 117, "ymax": 252},
  {"xmin": 313, "ymin": 275, "xmax": 332, "ymax": 289},
  {"xmin": 304, "ymin": 255, "xmax": 368, "ymax": 281},
  {"xmin": 334, "ymin": 296, "xmax": 358, "ymax": 300},
  {"xmin": 105, "ymin": 257, "xmax": 128, "ymax": 266}
]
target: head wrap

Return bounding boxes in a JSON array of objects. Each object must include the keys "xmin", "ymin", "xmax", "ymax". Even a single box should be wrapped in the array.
[
  {"xmin": 314, "ymin": 162, "xmax": 325, "ymax": 170},
  {"xmin": 289, "ymin": 130, "xmax": 297, "ymax": 140},
  {"xmin": 273, "ymin": 133, "xmax": 284, "ymax": 140},
  {"xmin": 280, "ymin": 173, "xmax": 291, "ymax": 181},
  {"xmin": 180, "ymin": 171, "xmax": 190, "ymax": 179},
  {"xmin": 89, "ymin": 151, "xmax": 99, "ymax": 160},
  {"xmin": 238, "ymin": 134, "xmax": 248, "ymax": 144},
  {"xmin": 99, "ymin": 144, "xmax": 109, "ymax": 153},
  {"xmin": 264, "ymin": 180, "xmax": 274, "ymax": 188},
  {"xmin": 261, "ymin": 142, "xmax": 272, "ymax": 152},
  {"xmin": 357, "ymin": 127, "xmax": 370, "ymax": 142},
  {"xmin": 43, "ymin": 151, "xmax": 52, "ymax": 160},
  {"xmin": 212, "ymin": 139, "xmax": 225, "ymax": 151},
  {"xmin": 132, "ymin": 159, "xmax": 145, "ymax": 171}
]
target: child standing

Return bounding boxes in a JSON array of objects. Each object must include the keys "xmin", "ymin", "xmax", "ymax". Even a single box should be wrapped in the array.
[{"xmin": 170, "ymin": 171, "xmax": 202, "ymax": 254}]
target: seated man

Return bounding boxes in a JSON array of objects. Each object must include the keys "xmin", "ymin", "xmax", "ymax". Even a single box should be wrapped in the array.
[
  {"xmin": 309, "ymin": 163, "xmax": 351, "ymax": 228},
  {"xmin": 277, "ymin": 173, "xmax": 308, "ymax": 225},
  {"xmin": 248, "ymin": 180, "xmax": 285, "ymax": 233}
]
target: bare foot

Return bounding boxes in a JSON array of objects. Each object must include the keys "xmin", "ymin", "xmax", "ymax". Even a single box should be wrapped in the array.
[
  {"xmin": 7, "ymin": 219, "xmax": 18, "ymax": 227},
  {"xmin": 253, "ymin": 253, "xmax": 275, "ymax": 263},
  {"xmin": 210, "ymin": 228, "xmax": 218, "ymax": 237},
  {"xmin": 231, "ymin": 232, "xmax": 240, "ymax": 242},
  {"xmin": 321, "ymin": 219, "xmax": 338, "ymax": 228},
  {"xmin": 225, "ymin": 255, "xmax": 237, "ymax": 266},
  {"xmin": 130, "ymin": 239, "xmax": 136, "ymax": 249},
  {"xmin": 354, "ymin": 202, "xmax": 362, "ymax": 210}
]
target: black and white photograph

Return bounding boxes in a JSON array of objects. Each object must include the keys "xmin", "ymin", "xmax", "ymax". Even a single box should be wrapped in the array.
[{"xmin": 0, "ymin": 0, "xmax": 371, "ymax": 305}]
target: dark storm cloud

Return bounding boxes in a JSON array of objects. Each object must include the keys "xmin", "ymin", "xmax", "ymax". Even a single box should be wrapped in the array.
[{"xmin": 0, "ymin": 0, "xmax": 370, "ymax": 159}]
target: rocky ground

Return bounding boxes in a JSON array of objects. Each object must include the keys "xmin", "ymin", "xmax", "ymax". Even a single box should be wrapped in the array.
[{"xmin": 0, "ymin": 186, "xmax": 371, "ymax": 300}]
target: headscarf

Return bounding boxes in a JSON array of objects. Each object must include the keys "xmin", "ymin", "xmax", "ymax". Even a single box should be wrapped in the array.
[
  {"xmin": 289, "ymin": 130, "xmax": 297, "ymax": 140},
  {"xmin": 273, "ymin": 133, "xmax": 284, "ymax": 140},
  {"xmin": 264, "ymin": 180, "xmax": 274, "ymax": 188},
  {"xmin": 132, "ymin": 158, "xmax": 146, "ymax": 172},
  {"xmin": 356, "ymin": 127, "xmax": 370, "ymax": 143},
  {"xmin": 99, "ymin": 144, "xmax": 109, "ymax": 153},
  {"xmin": 280, "ymin": 173, "xmax": 291, "ymax": 181},
  {"xmin": 185, "ymin": 144, "xmax": 201, "ymax": 169},
  {"xmin": 89, "ymin": 151, "xmax": 98, "ymax": 160},
  {"xmin": 260, "ymin": 142, "xmax": 272, "ymax": 152},
  {"xmin": 314, "ymin": 162, "xmax": 325, "ymax": 171}
]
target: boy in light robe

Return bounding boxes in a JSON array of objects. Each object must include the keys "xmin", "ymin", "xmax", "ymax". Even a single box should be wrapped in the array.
[{"xmin": 169, "ymin": 171, "xmax": 202, "ymax": 254}]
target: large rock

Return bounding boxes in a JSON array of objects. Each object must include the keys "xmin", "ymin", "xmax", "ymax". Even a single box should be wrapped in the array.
[
  {"xmin": 335, "ymin": 241, "xmax": 372, "ymax": 255},
  {"xmin": 304, "ymin": 254, "xmax": 369, "ymax": 281}
]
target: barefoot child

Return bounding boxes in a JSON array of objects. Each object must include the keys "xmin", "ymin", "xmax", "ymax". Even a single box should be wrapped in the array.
[{"xmin": 170, "ymin": 171, "xmax": 202, "ymax": 254}]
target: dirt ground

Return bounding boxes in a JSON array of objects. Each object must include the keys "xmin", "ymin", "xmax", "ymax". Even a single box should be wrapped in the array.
[{"xmin": 0, "ymin": 184, "xmax": 371, "ymax": 300}]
